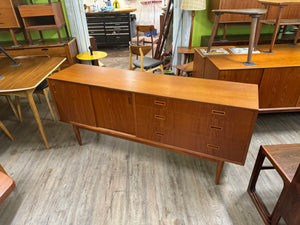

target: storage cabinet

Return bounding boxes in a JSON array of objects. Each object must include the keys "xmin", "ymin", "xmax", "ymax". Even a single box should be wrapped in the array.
[
  {"xmin": 0, "ymin": 0, "xmax": 27, "ymax": 46},
  {"xmin": 193, "ymin": 45, "xmax": 300, "ymax": 112},
  {"xmin": 18, "ymin": 2, "xmax": 69, "ymax": 45},
  {"xmin": 86, "ymin": 12, "xmax": 131, "ymax": 47},
  {"xmin": 48, "ymin": 64, "xmax": 258, "ymax": 184},
  {"xmin": 0, "ymin": 38, "xmax": 78, "ymax": 67}
]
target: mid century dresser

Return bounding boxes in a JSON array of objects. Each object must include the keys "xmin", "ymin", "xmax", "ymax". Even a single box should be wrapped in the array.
[{"xmin": 48, "ymin": 64, "xmax": 258, "ymax": 184}]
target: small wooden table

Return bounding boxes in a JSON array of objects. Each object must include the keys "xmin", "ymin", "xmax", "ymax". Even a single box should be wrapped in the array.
[{"xmin": 0, "ymin": 56, "xmax": 66, "ymax": 149}]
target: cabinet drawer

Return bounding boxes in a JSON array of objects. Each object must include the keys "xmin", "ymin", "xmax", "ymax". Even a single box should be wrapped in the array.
[
  {"xmin": 135, "ymin": 93, "xmax": 208, "ymax": 117},
  {"xmin": 4, "ymin": 46, "xmax": 66, "ymax": 57},
  {"xmin": 105, "ymin": 34, "xmax": 130, "ymax": 43},
  {"xmin": 0, "ymin": 9, "xmax": 19, "ymax": 28}
]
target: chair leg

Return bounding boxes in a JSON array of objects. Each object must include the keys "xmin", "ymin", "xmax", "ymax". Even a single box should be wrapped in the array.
[
  {"xmin": 5, "ymin": 96, "xmax": 20, "ymax": 121},
  {"xmin": 36, "ymin": 94, "xmax": 42, "ymax": 104},
  {"xmin": 248, "ymin": 147, "xmax": 271, "ymax": 224},
  {"xmin": 269, "ymin": 6, "xmax": 284, "ymax": 52},
  {"xmin": 42, "ymin": 88, "xmax": 56, "ymax": 120},
  {"xmin": 15, "ymin": 96, "xmax": 22, "ymax": 122},
  {"xmin": 0, "ymin": 121, "xmax": 14, "ymax": 140},
  {"xmin": 159, "ymin": 64, "xmax": 164, "ymax": 75}
]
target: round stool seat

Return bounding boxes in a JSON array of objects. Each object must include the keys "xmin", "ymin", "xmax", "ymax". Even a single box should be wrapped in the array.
[{"xmin": 76, "ymin": 51, "xmax": 107, "ymax": 61}]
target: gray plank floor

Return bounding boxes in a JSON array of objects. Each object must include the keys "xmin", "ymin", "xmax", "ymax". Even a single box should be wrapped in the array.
[{"xmin": 0, "ymin": 48, "xmax": 299, "ymax": 225}]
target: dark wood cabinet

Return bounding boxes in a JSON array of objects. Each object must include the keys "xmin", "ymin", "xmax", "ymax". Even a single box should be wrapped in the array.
[
  {"xmin": 86, "ymin": 12, "xmax": 131, "ymax": 47},
  {"xmin": 48, "ymin": 64, "xmax": 258, "ymax": 184}
]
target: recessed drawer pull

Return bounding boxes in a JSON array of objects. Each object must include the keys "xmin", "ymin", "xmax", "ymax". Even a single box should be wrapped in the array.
[
  {"xmin": 207, "ymin": 144, "xmax": 220, "ymax": 150},
  {"xmin": 212, "ymin": 110, "xmax": 225, "ymax": 116},
  {"xmin": 0, "ymin": 22, "xmax": 4, "ymax": 24},
  {"xmin": 154, "ymin": 115, "xmax": 165, "ymax": 120},
  {"xmin": 154, "ymin": 100, "xmax": 166, "ymax": 106},
  {"xmin": 155, "ymin": 132, "xmax": 164, "ymax": 136},
  {"xmin": 210, "ymin": 125, "xmax": 223, "ymax": 131},
  {"xmin": 41, "ymin": 48, "xmax": 49, "ymax": 51}
]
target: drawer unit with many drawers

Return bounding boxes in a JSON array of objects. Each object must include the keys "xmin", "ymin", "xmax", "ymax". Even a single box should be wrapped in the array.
[
  {"xmin": 86, "ymin": 12, "xmax": 131, "ymax": 47},
  {"xmin": 48, "ymin": 64, "xmax": 258, "ymax": 184}
]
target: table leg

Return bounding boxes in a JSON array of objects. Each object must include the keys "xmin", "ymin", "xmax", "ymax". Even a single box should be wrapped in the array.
[
  {"xmin": 0, "ymin": 121, "xmax": 14, "ymax": 140},
  {"xmin": 26, "ymin": 90, "xmax": 49, "ymax": 149},
  {"xmin": 15, "ymin": 96, "xmax": 22, "ymax": 122},
  {"xmin": 269, "ymin": 6, "xmax": 285, "ymax": 52},
  {"xmin": 5, "ymin": 96, "xmax": 20, "ymax": 121}
]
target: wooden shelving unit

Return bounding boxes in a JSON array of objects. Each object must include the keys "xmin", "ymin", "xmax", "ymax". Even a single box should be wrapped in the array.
[{"xmin": 18, "ymin": 0, "xmax": 69, "ymax": 45}]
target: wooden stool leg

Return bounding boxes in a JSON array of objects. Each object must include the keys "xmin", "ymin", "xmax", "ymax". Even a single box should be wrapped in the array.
[
  {"xmin": 43, "ymin": 87, "xmax": 55, "ymax": 120},
  {"xmin": 207, "ymin": 13, "xmax": 222, "ymax": 53},
  {"xmin": 57, "ymin": 29, "xmax": 63, "ymax": 43},
  {"xmin": 0, "ymin": 121, "xmax": 14, "ymax": 140},
  {"xmin": 159, "ymin": 64, "xmax": 164, "ymax": 75},
  {"xmin": 39, "ymin": 31, "xmax": 44, "ymax": 41},
  {"xmin": 64, "ymin": 25, "xmax": 69, "ymax": 38},
  {"xmin": 215, "ymin": 161, "xmax": 224, "ymax": 184}
]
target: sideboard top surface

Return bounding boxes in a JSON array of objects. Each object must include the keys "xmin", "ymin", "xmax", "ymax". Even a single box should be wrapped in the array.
[
  {"xmin": 198, "ymin": 44, "xmax": 300, "ymax": 70},
  {"xmin": 48, "ymin": 64, "xmax": 258, "ymax": 110}
]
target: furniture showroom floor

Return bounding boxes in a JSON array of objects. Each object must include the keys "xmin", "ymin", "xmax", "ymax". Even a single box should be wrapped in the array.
[{"xmin": 0, "ymin": 47, "xmax": 299, "ymax": 225}]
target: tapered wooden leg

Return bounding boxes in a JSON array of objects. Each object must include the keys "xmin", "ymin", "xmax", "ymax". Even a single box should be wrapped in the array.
[
  {"xmin": 9, "ymin": 28, "xmax": 18, "ymax": 46},
  {"xmin": 215, "ymin": 160, "xmax": 224, "ymax": 184},
  {"xmin": 222, "ymin": 24, "xmax": 227, "ymax": 40},
  {"xmin": 0, "ymin": 121, "xmax": 14, "ymax": 140},
  {"xmin": 57, "ymin": 29, "xmax": 62, "ymax": 43},
  {"xmin": 42, "ymin": 87, "xmax": 55, "ymax": 120},
  {"xmin": 159, "ymin": 64, "xmax": 164, "ymax": 75},
  {"xmin": 5, "ymin": 96, "xmax": 20, "ymax": 121},
  {"xmin": 269, "ymin": 6, "xmax": 284, "ymax": 52},
  {"xmin": 26, "ymin": 90, "xmax": 49, "ymax": 149},
  {"xmin": 73, "ymin": 125, "xmax": 82, "ymax": 145},
  {"xmin": 36, "ymin": 94, "xmax": 42, "ymax": 104},
  {"xmin": 39, "ymin": 31, "xmax": 44, "ymax": 41},
  {"xmin": 247, "ymin": 16, "xmax": 259, "ymax": 64},
  {"xmin": 294, "ymin": 25, "xmax": 300, "ymax": 44},
  {"xmin": 26, "ymin": 30, "xmax": 33, "ymax": 45},
  {"xmin": 207, "ymin": 13, "xmax": 222, "ymax": 53},
  {"xmin": 15, "ymin": 96, "xmax": 22, "ymax": 122},
  {"xmin": 64, "ymin": 25, "xmax": 69, "ymax": 38}
]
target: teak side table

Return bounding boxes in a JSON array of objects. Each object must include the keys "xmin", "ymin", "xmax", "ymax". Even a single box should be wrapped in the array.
[{"xmin": 18, "ymin": 0, "xmax": 69, "ymax": 45}]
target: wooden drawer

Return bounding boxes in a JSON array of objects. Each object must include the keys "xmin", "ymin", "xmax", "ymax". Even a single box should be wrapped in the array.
[
  {"xmin": 0, "ymin": 9, "xmax": 19, "ymax": 28},
  {"xmin": 4, "ymin": 46, "xmax": 66, "ymax": 58},
  {"xmin": 18, "ymin": 4, "xmax": 55, "ymax": 17}
]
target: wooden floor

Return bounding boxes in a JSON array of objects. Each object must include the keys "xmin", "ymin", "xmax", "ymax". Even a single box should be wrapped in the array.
[{"xmin": 0, "ymin": 52, "xmax": 299, "ymax": 224}]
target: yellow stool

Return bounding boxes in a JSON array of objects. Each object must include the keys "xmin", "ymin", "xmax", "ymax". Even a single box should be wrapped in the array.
[{"xmin": 76, "ymin": 50, "xmax": 107, "ymax": 66}]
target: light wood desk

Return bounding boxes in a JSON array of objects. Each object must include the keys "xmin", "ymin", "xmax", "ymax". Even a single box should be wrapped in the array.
[
  {"xmin": 0, "ymin": 56, "xmax": 66, "ymax": 148},
  {"xmin": 48, "ymin": 64, "xmax": 258, "ymax": 184}
]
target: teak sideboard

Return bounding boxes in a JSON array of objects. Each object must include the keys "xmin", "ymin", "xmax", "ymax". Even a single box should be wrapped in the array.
[
  {"xmin": 193, "ymin": 45, "xmax": 300, "ymax": 112},
  {"xmin": 47, "ymin": 64, "xmax": 258, "ymax": 184}
]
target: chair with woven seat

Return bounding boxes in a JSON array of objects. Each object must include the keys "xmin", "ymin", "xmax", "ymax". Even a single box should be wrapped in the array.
[
  {"xmin": 172, "ymin": 61, "xmax": 194, "ymax": 76},
  {"xmin": 248, "ymin": 144, "xmax": 300, "ymax": 225},
  {"xmin": 0, "ymin": 164, "xmax": 15, "ymax": 205},
  {"xmin": 129, "ymin": 44, "xmax": 164, "ymax": 74},
  {"xmin": 135, "ymin": 25, "xmax": 156, "ymax": 58}
]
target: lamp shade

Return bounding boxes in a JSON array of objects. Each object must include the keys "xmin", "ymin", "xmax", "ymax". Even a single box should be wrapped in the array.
[{"xmin": 181, "ymin": 0, "xmax": 206, "ymax": 11}]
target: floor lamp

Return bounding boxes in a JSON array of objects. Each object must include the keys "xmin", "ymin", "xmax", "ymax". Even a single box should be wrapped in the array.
[{"xmin": 181, "ymin": 0, "xmax": 206, "ymax": 49}]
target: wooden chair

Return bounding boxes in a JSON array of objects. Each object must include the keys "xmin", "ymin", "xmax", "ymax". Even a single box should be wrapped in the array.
[
  {"xmin": 248, "ymin": 144, "xmax": 300, "ymax": 225},
  {"xmin": 0, "ymin": 164, "xmax": 15, "ymax": 205},
  {"xmin": 135, "ymin": 25, "xmax": 156, "ymax": 58},
  {"xmin": 0, "ymin": 121, "xmax": 13, "ymax": 140},
  {"xmin": 207, "ymin": 8, "xmax": 267, "ymax": 66},
  {"xmin": 129, "ymin": 44, "xmax": 164, "ymax": 74},
  {"xmin": 172, "ymin": 61, "xmax": 194, "ymax": 76}
]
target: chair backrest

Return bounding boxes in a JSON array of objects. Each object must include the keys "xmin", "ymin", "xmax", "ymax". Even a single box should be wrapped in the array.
[
  {"xmin": 135, "ymin": 25, "xmax": 155, "ymax": 57},
  {"xmin": 129, "ymin": 44, "xmax": 152, "ymax": 71}
]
